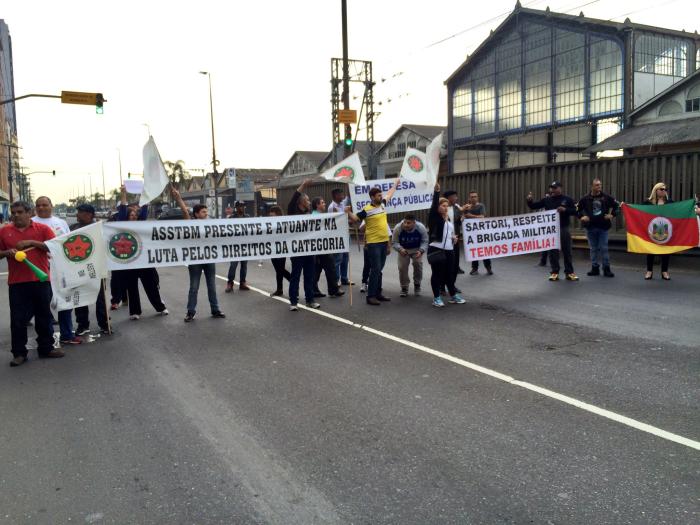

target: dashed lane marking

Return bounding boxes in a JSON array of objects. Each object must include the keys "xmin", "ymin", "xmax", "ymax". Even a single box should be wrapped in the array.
[{"xmin": 215, "ymin": 274, "xmax": 700, "ymax": 451}]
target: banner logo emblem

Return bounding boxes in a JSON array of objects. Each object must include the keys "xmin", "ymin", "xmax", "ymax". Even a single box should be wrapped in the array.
[
  {"xmin": 108, "ymin": 231, "xmax": 141, "ymax": 262},
  {"xmin": 648, "ymin": 217, "xmax": 672, "ymax": 244},
  {"xmin": 62, "ymin": 234, "xmax": 94, "ymax": 262},
  {"xmin": 407, "ymin": 155, "xmax": 424, "ymax": 172},
  {"xmin": 334, "ymin": 165, "xmax": 354, "ymax": 180}
]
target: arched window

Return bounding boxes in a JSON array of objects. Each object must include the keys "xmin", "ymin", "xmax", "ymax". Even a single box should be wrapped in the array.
[{"xmin": 658, "ymin": 100, "xmax": 683, "ymax": 116}]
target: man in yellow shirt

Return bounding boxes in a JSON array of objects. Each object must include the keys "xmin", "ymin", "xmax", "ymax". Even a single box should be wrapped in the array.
[{"xmin": 349, "ymin": 182, "xmax": 398, "ymax": 305}]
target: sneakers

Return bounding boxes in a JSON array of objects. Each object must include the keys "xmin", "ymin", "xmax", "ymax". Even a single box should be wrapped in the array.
[
  {"xmin": 565, "ymin": 273, "xmax": 579, "ymax": 281},
  {"xmin": 225, "ymin": 282, "xmax": 234, "ymax": 293},
  {"xmin": 400, "ymin": 288, "xmax": 408, "ymax": 297},
  {"xmin": 469, "ymin": 269, "xmax": 478, "ymax": 275},
  {"xmin": 313, "ymin": 291, "xmax": 326, "ymax": 298},
  {"xmin": 360, "ymin": 283, "xmax": 367, "ymax": 293},
  {"xmin": 271, "ymin": 289, "xmax": 284, "ymax": 297},
  {"xmin": 158, "ymin": 309, "xmax": 169, "ymax": 316},
  {"xmin": 587, "ymin": 266, "xmax": 600, "ymax": 276},
  {"xmin": 60, "ymin": 337, "xmax": 82, "ymax": 346},
  {"xmin": 449, "ymin": 293, "xmax": 466, "ymax": 304},
  {"xmin": 211, "ymin": 311, "xmax": 226, "ymax": 318},
  {"xmin": 289, "ymin": 304, "xmax": 298, "ymax": 311},
  {"xmin": 239, "ymin": 282, "xmax": 250, "ymax": 291},
  {"xmin": 329, "ymin": 290, "xmax": 345, "ymax": 297},
  {"xmin": 10, "ymin": 355, "xmax": 27, "ymax": 367},
  {"xmin": 341, "ymin": 280, "xmax": 354, "ymax": 286},
  {"xmin": 305, "ymin": 302, "xmax": 321, "ymax": 309},
  {"xmin": 110, "ymin": 303, "xmax": 119, "ymax": 310},
  {"xmin": 130, "ymin": 314, "xmax": 140, "ymax": 320},
  {"xmin": 432, "ymin": 297, "xmax": 445, "ymax": 308},
  {"xmin": 549, "ymin": 273, "xmax": 559, "ymax": 281},
  {"xmin": 100, "ymin": 328, "xmax": 114, "ymax": 335},
  {"xmin": 414, "ymin": 286, "xmax": 421, "ymax": 296},
  {"xmin": 366, "ymin": 297, "xmax": 381, "ymax": 306},
  {"xmin": 75, "ymin": 326, "xmax": 90, "ymax": 336},
  {"xmin": 184, "ymin": 312, "xmax": 195, "ymax": 323}
]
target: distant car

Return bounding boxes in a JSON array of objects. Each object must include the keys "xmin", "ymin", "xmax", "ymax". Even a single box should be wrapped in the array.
[
  {"xmin": 58, "ymin": 212, "xmax": 67, "ymax": 218},
  {"xmin": 157, "ymin": 209, "xmax": 187, "ymax": 220}
]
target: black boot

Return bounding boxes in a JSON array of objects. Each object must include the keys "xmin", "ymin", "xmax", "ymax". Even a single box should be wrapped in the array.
[
  {"xmin": 587, "ymin": 265, "xmax": 600, "ymax": 276},
  {"xmin": 603, "ymin": 266, "xmax": 615, "ymax": 277}
]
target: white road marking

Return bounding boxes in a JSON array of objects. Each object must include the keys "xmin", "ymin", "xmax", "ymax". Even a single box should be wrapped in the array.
[{"xmin": 216, "ymin": 274, "xmax": 700, "ymax": 451}]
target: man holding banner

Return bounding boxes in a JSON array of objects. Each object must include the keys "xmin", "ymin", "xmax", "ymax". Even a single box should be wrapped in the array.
[
  {"xmin": 527, "ymin": 182, "xmax": 578, "ymax": 282},
  {"xmin": 0, "ymin": 201, "xmax": 65, "ymax": 367}
]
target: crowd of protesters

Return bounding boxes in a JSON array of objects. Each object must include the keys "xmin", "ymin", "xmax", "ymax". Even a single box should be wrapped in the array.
[{"xmin": 1, "ymin": 179, "xmax": 699, "ymax": 367}]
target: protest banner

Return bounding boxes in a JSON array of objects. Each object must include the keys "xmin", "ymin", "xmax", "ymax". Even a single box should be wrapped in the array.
[
  {"xmin": 463, "ymin": 209, "xmax": 560, "ymax": 261},
  {"xmin": 348, "ymin": 178, "xmax": 433, "ymax": 214},
  {"xmin": 102, "ymin": 213, "xmax": 350, "ymax": 270},
  {"xmin": 45, "ymin": 222, "xmax": 108, "ymax": 311}
]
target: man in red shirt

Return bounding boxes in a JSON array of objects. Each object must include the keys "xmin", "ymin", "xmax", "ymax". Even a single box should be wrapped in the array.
[{"xmin": 0, "ymin": 201, "xmax": 65, "ymax": 366}]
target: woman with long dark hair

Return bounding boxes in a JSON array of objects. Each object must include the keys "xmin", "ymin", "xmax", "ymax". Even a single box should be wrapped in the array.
[{"xmin": 427, "ymin": 183, "xmax": 465, "ymax": 307}]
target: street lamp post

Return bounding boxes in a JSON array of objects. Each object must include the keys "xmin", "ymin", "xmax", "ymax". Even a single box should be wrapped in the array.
[{"xmin": 199, "ymin": 71, "xmax": 219, "ymax": 218}]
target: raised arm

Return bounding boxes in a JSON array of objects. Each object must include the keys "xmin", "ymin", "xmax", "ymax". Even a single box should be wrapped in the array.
[{"xmin": 171, "ymin": 188, "xmax": 190, "ymax": 220}]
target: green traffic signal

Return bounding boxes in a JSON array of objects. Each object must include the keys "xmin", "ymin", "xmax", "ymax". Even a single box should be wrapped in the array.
[
  {"xmin": 344, "ymin": 137, "xmax": 353, "ymax": 147},
  {"xmin": 96, "ymin": 93, "xmax": 104, "ymax": 114}
]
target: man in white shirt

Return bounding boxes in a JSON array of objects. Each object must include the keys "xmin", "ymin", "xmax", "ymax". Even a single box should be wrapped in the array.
[
  {"xmin": 32, "ymin": 196, "xmax": 82, "ymax": 346},
  {"xmin": 327, "ymin": 188, "xmax": 353, "ymax": 286}
]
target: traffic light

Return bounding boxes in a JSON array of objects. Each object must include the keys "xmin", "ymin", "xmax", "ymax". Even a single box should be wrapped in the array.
[
  {"xmin": 96, "ymin": 93, "xmax": 104, "ymax": 114},
  {"xmin": 344, "ymin": 125, "xmax": 353, "ymax": 148}
]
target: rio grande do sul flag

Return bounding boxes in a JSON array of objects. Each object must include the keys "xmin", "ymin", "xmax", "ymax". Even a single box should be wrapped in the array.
[
  {"xmin": 320, "ymin": 152, "xmax": 366, "ymax": 184},
  {"xmin": 621, "ymin": 200, "xmax": 700, "ymax": 254},
  {"xmin": 45, "ymin": 222, "xmax": 108, "ymax": 311}
]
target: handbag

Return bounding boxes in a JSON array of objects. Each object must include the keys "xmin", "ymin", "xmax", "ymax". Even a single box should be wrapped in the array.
[{"xmin": 427, "ymin": 248, "xmax": 446, "ymax": 264}]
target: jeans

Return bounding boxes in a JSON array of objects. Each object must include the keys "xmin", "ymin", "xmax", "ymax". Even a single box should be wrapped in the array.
[
  {"xmin": 335, "ymin": 252, "xmax": 349, "ymax": 283},
  {"xmin": 397, "ymin": 249, "xmax": 423, "ymax": 290},
  {"xmin": 58, "ymin": 309, "xmax": 74, "ymax": 341},
  {"xmin": 75, "ymin": 280, "xmax": 108, "ymax": 331},
  {"xmin": 366, "ymin": 242, "xmax": 387, "ymax": 299},
  {"xmin": 315, "ymin": 254, "xmax": 340, "ymax": 294},
  {"xmin": 271, "ymin": 257, "xmax": 291, "ymax": 291},
  {"xmin": 289, "ymin": 255, "xmax": 315, "ymax": 305},
  {"xmin": 227, "ymin": 260, "xmax": 248, "ymax": 283},
  {"xmin": 428, "ymin": 247, "xmax": 457, "ymax": 298},
  {"xmin": 586, "ymin": 227, "xmax": 610, "ymax": 267},
  {"xmin": 550, "ymin": 227, "xmax": 574, "ymax": 275},
  {"xmin": 361, "ymin": 247, "xmax": 371, "ymax": 284},
  {"xmin": 9, "ymin": 281, "xmax": 54, "ymax": 358},
  {"xmin": 187, "ymin": 264, "xmax": 220, "ymax": 315},
  {"xmin": 646, "ymin": 255, "xmax": 670, "ymax": 272}
]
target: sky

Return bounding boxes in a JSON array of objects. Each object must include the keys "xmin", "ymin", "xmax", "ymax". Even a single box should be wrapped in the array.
[{"xmin": 2, "ymin": 0, "xmax": 697, "ymax": 203}]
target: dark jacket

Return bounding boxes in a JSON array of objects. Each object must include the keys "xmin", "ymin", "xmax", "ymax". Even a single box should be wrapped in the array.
[
  {"xmin": 527, "ymin": 194, "xmax": 577, "ymax": 228},
  {"xmin": 287, "ymin": 191, "xmax": 309, "ymax": 216},
  {"xmin": 577, "ymin": 192, "xmax": 619, "ymax": 230},
  {"xmin": 428, "ymin": 191, "xmax": 448, "ymax": 243}
]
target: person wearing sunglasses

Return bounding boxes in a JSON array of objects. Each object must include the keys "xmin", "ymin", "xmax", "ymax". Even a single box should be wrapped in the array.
[{"xmin": 643, "ymin": 182, "xmax": 673, "ymax": 280}]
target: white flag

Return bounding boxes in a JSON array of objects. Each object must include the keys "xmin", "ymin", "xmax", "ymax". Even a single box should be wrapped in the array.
[
  {"xmin": 140, "ymin": 136, "xmax": 170, "ymax": 206},
  {"xmin": 45, "ymin": 222, "xmax": 108, "ymax": 312},
  {"xmin": 320, "ymin": 152, "xmax": 366, "ymax": 185},
  {"xmin": 425, "ymin": 132, "xmax": 443, "ymax": 187},
  {"xmin": 399, "ymin": 147, "xmax": 429, "ymax": 183}
]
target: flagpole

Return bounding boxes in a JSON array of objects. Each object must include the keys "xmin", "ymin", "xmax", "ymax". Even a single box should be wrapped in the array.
[{"xmin": 103, "ymin": 278, "xmax": 112, "ymax": 335}]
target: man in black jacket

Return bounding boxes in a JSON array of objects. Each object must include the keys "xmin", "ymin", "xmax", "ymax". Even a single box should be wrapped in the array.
[
  {"xmin": 527, "ymin": 181, "xmax": 578, "ymax": 282},
  {"xmin": 577, "ymin": 179, "xmax": 619, "ymax": 277}
]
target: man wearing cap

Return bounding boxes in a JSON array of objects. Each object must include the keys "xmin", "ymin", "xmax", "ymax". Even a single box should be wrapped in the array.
[
  {"xmin": 71, "ymin": 204, "xmax": 111, "ymax": 334},
  {"xmin": 527, "ymin": 182, "xmax": 578, "ymax": 282},
  {"xmin": 225, "ymin": 201, "xmax": 250, "ymax": 292},
  {"xmin": 0, "ymin": 201, "xmax": 65, "ymax": 366}
]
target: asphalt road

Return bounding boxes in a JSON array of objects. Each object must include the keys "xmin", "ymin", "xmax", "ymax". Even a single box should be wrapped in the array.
[{"xmin": 0, "ymin": 248, "xmax": 698, "ymax": 524}]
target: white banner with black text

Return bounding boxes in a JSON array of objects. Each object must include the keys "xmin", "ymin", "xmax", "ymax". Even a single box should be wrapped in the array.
[
  {"xmin": 348, "ymin": 178, "xmax": 433, "ymax": 214},
  {"xmin": 462, "ymin": 210, "xmax": 560, "ymax": 261},
  {"xmin": 102, "ymin": 213, "xmax": 350, "ymax": 270}
]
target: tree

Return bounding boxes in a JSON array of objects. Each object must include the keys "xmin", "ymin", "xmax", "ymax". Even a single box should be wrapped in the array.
[
  {"xmin": 163, "ymin": 160, "xmax": 190, "ymax": 188},
  {"xmin": 91, "ymin": 192, "xmax": 104, "ymax": 207}
]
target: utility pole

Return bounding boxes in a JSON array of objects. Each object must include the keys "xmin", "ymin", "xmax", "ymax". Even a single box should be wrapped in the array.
[
  {"xmin": 101, "ymin": 163, "xmax": 107, "ymax": 210},
  {"xmin": 200, "ymin": 71, "xmax": 219, "ymax": 217},
  {"xmin": 117, "ymin": 148, "xmax": 123, "ymax": 184},
  {"xmin": 341, "ymin": 0, "xmax": 351, "ymax": 158}
]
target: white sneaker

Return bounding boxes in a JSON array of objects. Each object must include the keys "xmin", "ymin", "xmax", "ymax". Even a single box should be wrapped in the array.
[
  {"xmin": 432, "ymin": 297, "xmax": 445, "ymax": 308},
  {"xmin": 449, "ymin": 294, "xmax": 466, "ymax": 304},
  {"xmin": 158, "ymin": 309, "xmax": 169, "ymax": 316},
  {"xmin": 289, "ymin": 304, "xmax": 298, "ymax": 311},
  {"xmin": 360, "ymin": 283, "xmax": 367, "ymax": 293},
  {"xmin": 130, "ymin": 314, "xmax": 140, "ymax": 320},
  {"xmin": 305, "ymin": 302, "xmax": 321, "ymax": 309}
]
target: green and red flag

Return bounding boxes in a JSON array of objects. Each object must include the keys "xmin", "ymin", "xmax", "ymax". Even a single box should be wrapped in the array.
[{"xmin": 622, "ymin": 199, "xmax": 700, "ymax": 254}]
